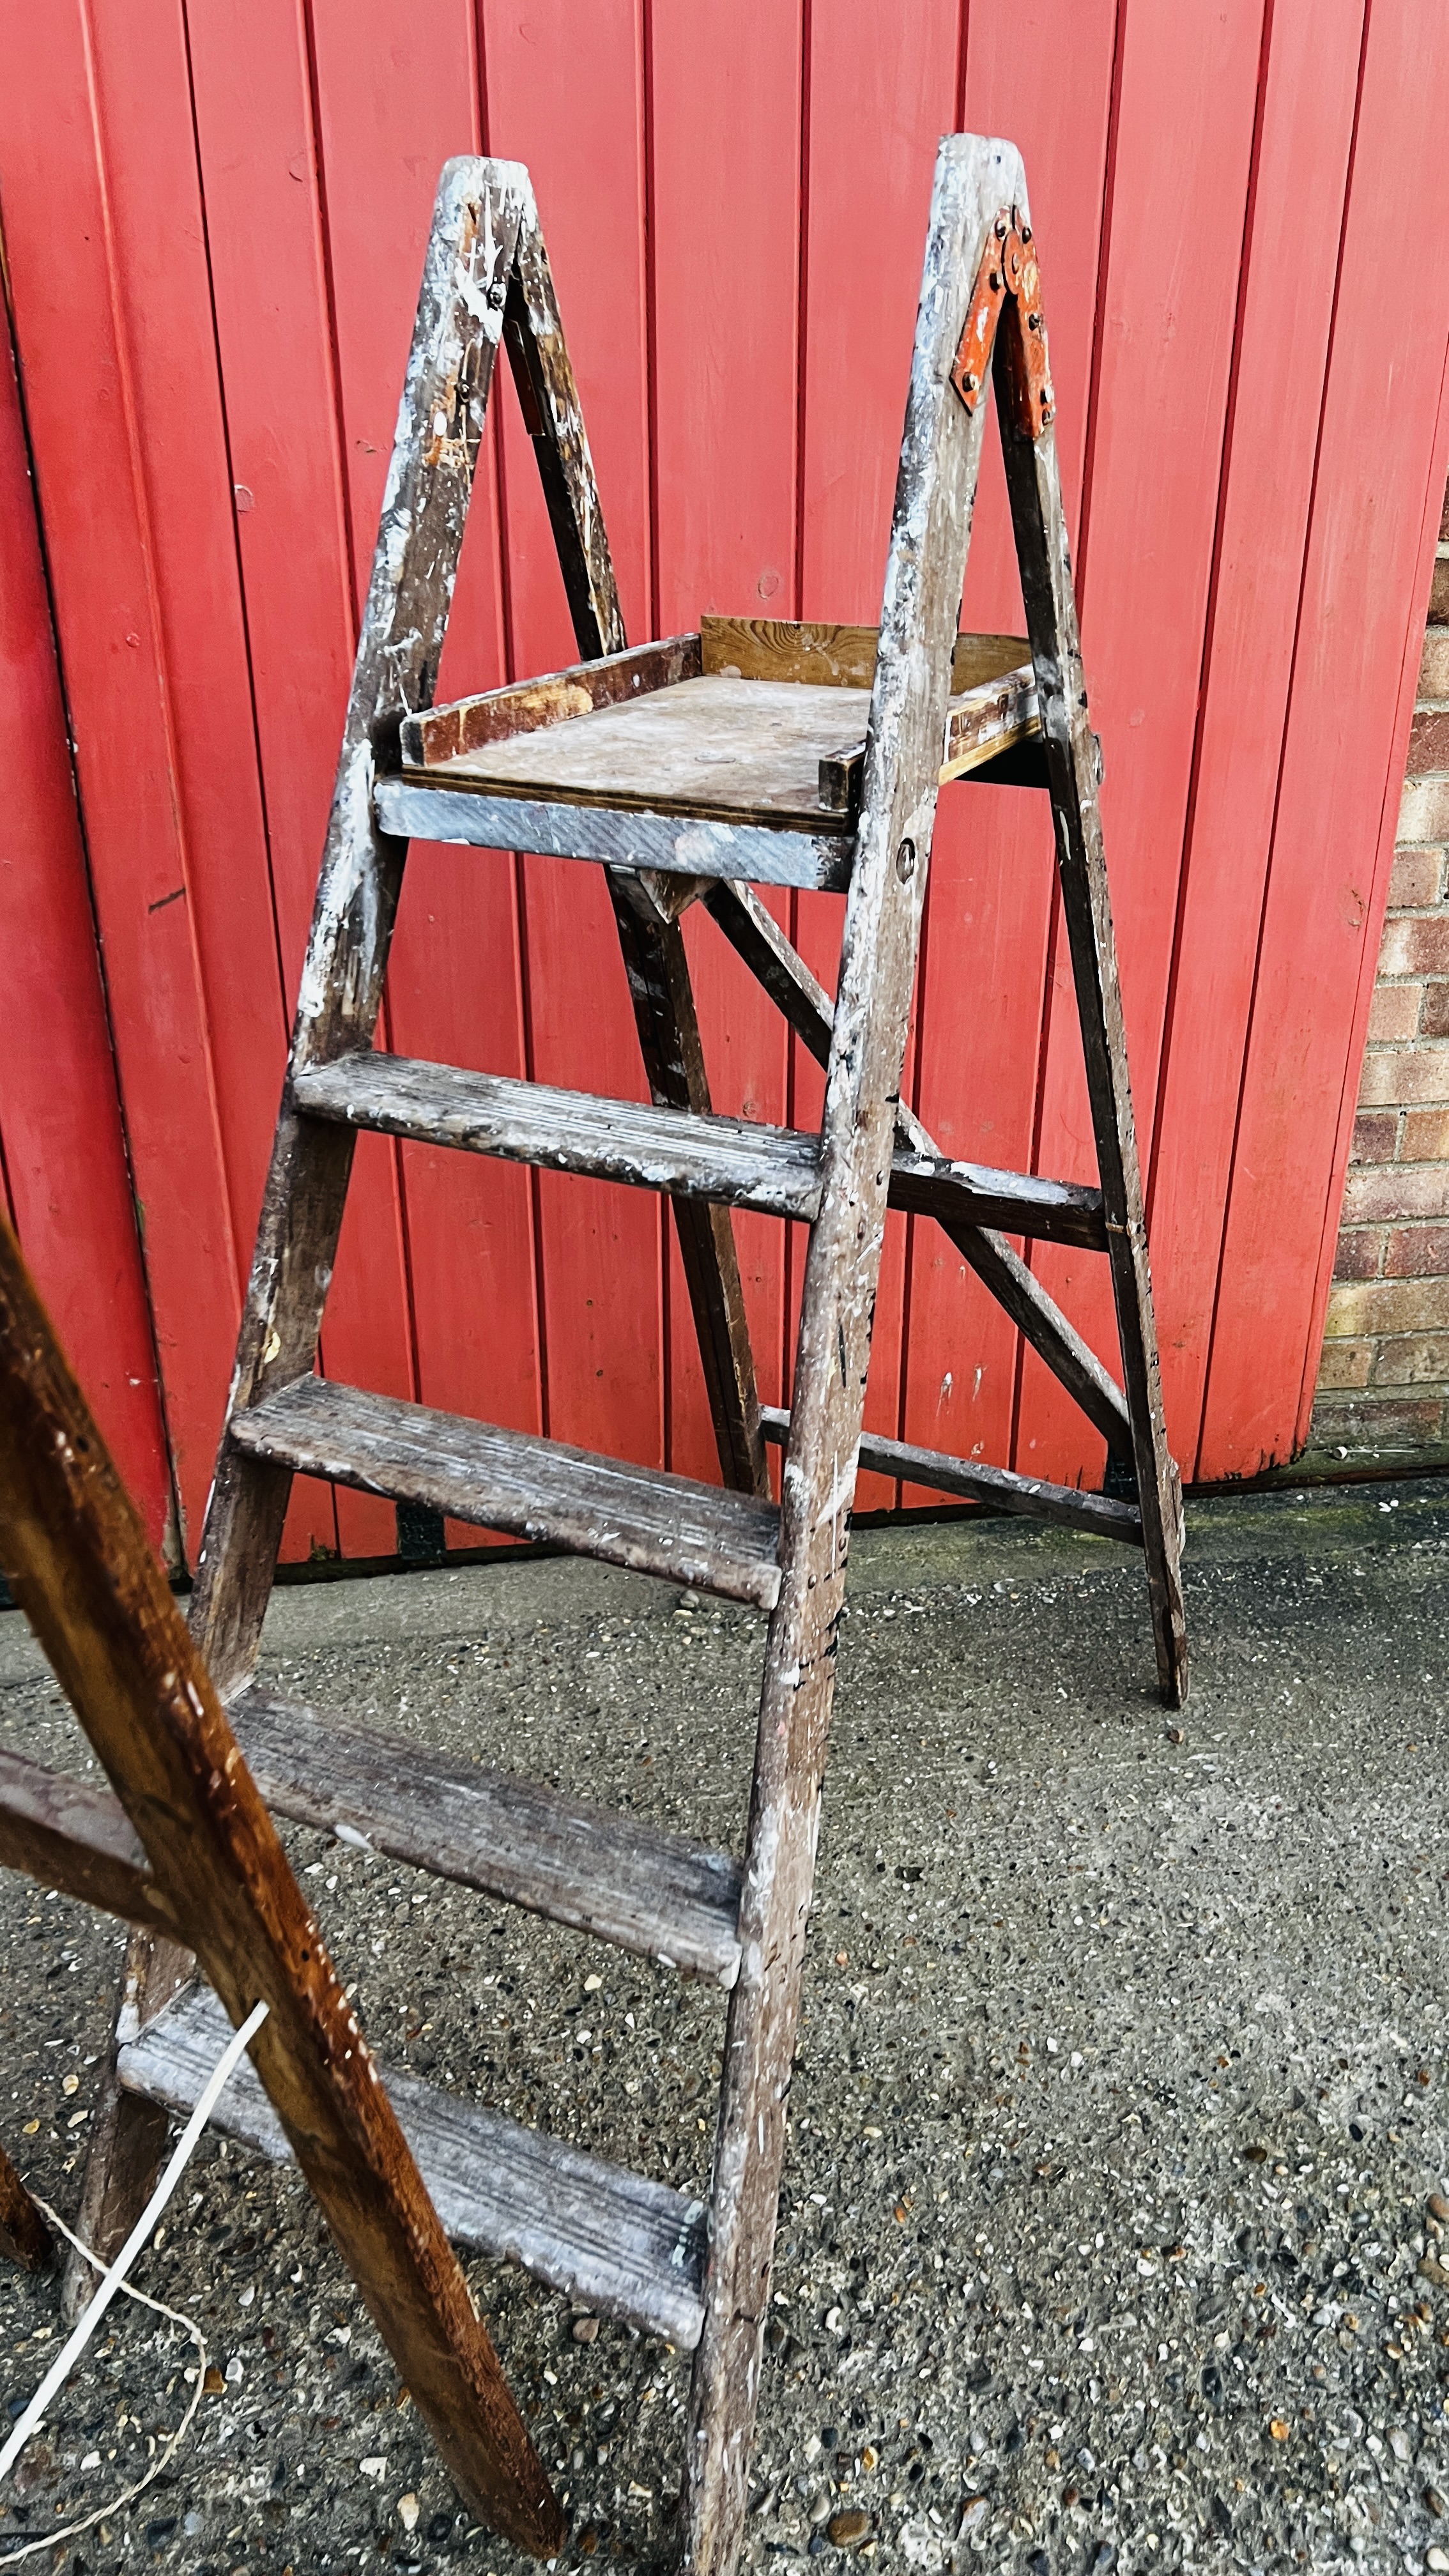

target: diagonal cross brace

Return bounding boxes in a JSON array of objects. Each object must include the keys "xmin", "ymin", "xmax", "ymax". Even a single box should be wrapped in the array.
[{"xmin": 702, "ymin": 878, "xmax": 1132, "ymax": 1455}]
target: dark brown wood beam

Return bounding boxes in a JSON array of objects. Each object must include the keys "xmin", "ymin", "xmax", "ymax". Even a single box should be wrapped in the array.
[{"xmin": 0, "ymin": 1201, "xmax": 560, "ymax": 2554}]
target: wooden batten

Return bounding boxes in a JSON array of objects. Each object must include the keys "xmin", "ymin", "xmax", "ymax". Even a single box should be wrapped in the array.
[
  {"xmin": 119, "ymin": 1982, "xmax": 710, "ymax": 2348},
  {"xmin": 758, "ymin": 1407, "xmax": 1142, "ymax": 1544},
  {"xmin": 699, "ymin": 613, "xmax": 1030, "ymax": 693},
  {"xmin": 228, "ymin": 1376, "xmax": 784, "ymax": 1608},
  {"xmin": 0, "ymin": 1745, "xmax": 158, "ymax": 1925},
  {"xmin": 400, "ymin": 632, "xmax": 702, "ymax": 770},
  {"xmin": 233, "ymin": 1685, "xmax": 744, "ymax": 1986}
]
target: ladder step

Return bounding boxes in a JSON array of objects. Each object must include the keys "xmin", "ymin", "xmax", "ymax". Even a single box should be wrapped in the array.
[
  {"xmin": 231, "ymin": 1686, "xmax": 743, "ymax": 1986},
  {"xmin": 293, "ymin": 1058, "xmax": 824, "ymax": 1220},
  {"xmin": 760, "ymin": 1407, "xmax": 1143, "ymax": 1545},
  {"xmin": 292, "ymin": 1055, "xmax": 1105, "ymax": 1248},
  {"xmin": 118, "ymin": 1983, "xmax": 707, "ymax": 2348},
  {"xmin": 229, "ymin": 1378, "xmax": 783, "ymax": 1609}
]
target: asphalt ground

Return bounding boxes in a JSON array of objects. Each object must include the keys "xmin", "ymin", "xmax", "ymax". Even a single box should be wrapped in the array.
[{"xmin": 1, "ymin": 1475, "xmax": 1447, "ymax": 2576}]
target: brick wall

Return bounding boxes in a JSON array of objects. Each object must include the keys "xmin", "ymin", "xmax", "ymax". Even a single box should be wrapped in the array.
[{"xmin": 1309, "ymin": 482, "xmax": 1449, "ymax": 1468}]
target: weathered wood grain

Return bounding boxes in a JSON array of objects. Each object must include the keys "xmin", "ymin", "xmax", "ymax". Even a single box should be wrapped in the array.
[
  {"xmin": 0, "ymin": 1206, "xmax": 560, "ymax": 2552},
  {"xmin": 373, "ymin": 778, "xmax": 855, "ymax": 889},
  {"xmin": 232, "ymin": 1685, "xmax": 744, "ymax": 1985},
  {"xmin": 407, "ymin": 673, "xmax": 871, "ymax": 826},
  {"xmin": 119, "ymin": 1982, "xmax": 708, "ymax": 2349},
  {"xmin": 703, "ymin": 880, "xmax": 1131, "ymax": 1447},
  {"xmin": 406, "ymin": 657, "xmax": 1040, "ymax": 837},
  {"xmin": 188, "ymin": 160, "xmax": 532, "ymax": 1705},
  {"xmin": 700, "ymin": 614, "xmax": 1030, "ymax": 692},
  {"xmin": 294, "ymin": 1055, "xmax": 825, "ymax": 1216},
  {"xmin": 61, "ymin": 1924, "xmax": 191, "ymax": 2326},
  {"xmin": 293, "ymin": 1052, "xmax": 1106, "ymax": 1246},
  {"xmin": 757, "ymin": 1407, "xmax": 1141, "ymax": 1542},
  {"xmin": 604, "ymin": 871, "xmax": 770, "ymax": 1495},
  {"xmin": 401, "ymin": 634, "xmax": 702, "ymax": 769},
  {"xmin": 995, "ymin": 303, "xmax": 1188, "ymax": 1704},
  {"xmin": 684, "ymin": 138, "xmax": 1023, "ymax": 2576},
  {"xmin": 818, "ymin": 656, "xmax": 1040, "ymax": 812},
  {"xmin": 0, "ymin": 2138, "xmax": 52, "ymax": 2273},
  {"xmin": 887, "ymin": 1146, "xmax": 1104, "ymax": 1249},
  {"xmin": 701, "ymin": 614, "xmax": 880, "ymax": 686},
  {"xmin": 0, "ymin": 1744, "xmax": 154, "ymax": 1922},
  {"xmin": 503, "ymin": 205, "xmax": 627, "ymax": 673},
  {"xmin": 229, "ymin": 1376, "xmax": 782, "ymax": 1608}
]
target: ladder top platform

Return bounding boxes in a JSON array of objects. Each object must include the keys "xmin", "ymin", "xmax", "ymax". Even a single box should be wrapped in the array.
[{"xmin": 395, "ymin": 617, "xmax": 1039, "ymax": 839}]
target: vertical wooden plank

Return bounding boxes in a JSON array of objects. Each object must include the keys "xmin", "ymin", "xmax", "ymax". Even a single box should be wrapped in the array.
[
  {"xmin": 1013, "ymin": 0, "xmax": 1264, "ymax": 1494},
  {"xmin": 0, "ymin": 0, "xmax": 244, "ymax": 1554},
  {"xmin": 650, "ymin": 0, "xmax": 802, "ymax": 1482},
  {"xmin": 478, "ymin": 0, "xmax": 665, "ymax": 1476},
  {"xmin": 794, "ymin": 0, "xmax": 960, "ymax": 1510},
  {"xmin": 1145, "ymin": 0, "xmax": 1365, "ymax": 1471},
  {"xmin": 90, "ymin": 0, "xmax": 337, "ymax": 1563},
  {"xmin": 901, "ymin": 0, "xmax": 1116, "ymax": 1501},
  {"xmin": 184, "ymin": 0, "xmax": 390, "ymax": 1560},
  {"xmin": 0, "ymin": 323, "xmax": 171, "ymax": 1546},
  {"xmin": 1200, "ymin": 0, "xmax": 1449, "ymax": 1479}
]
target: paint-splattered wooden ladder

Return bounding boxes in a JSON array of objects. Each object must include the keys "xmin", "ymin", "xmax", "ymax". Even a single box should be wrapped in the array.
[{"xmin": 78, "ymin": 135, "xmax": 1186, "ymax": 2570}]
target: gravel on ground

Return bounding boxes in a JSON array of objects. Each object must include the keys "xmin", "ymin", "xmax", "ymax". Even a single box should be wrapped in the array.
[{"xmin": 1, "ymin": 1476, "xmax": 1446, "ymax": 2576}]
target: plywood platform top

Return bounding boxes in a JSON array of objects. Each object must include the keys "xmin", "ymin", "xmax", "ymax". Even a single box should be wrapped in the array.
[{"xmin": 406, "ymin": 673, "xmax": 871, "ymax": 833}]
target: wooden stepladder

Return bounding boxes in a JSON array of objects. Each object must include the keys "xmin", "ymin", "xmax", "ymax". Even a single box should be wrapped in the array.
[{"xmin": 74, "ymin": 135, "xmax": 1186, "ymax": 2573}]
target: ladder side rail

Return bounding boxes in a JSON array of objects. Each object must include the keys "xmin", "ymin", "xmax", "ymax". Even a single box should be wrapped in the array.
[
  {"xmin": 505, "ymin": 198, "xmax": 769, "ymax": 1496},
  {"xmin": 189, "ymin": 159, "xmax": 530, "ymax": 1699},
  {"xmin": 0, "ymin": 1213, "xmax": 561, "ymax": 2552},
  {"xmin": 703, "ymin": 878, "xmax": 1133, "ymax": 1452},
  {"xmin": 682, "ymin": 135, "xmax": 1024, "ymax": 2576},
  {"xmin": 992, "ymin": 273, "xmax": 1188, "ymax": 1705},
  {"xmin": 59, "ymin": 1928, "xmax": 190, "ymax": 2323}
]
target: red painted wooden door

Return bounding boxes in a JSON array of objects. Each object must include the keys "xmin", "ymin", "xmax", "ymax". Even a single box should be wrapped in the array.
[{"xmin": 3, "ymin": 0, "xmax": 1447, "ymax": 1562}]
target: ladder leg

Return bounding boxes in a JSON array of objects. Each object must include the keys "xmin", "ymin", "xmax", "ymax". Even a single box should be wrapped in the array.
[
  {"xmin": 995, "ymin": 330, "xmax": 1188, "ymax": 1707},
  {"xmin": 503, "ymin": 208, "xmax": 766, "ymax": 1494},
  {"xmin": 610, "ymin": 877, "xmax": 768, "ymax": 1493},
  {"xmin": 682, "ymin": 137, "xmax": 1013, "ymax": 2573},
  {"xmin": 60, "ymin": 1926, "xmax": 189, "ymax": 2321},
  {"xmin": 191, "ymin": 162, "xmax": 528, "ymax": 1698}
]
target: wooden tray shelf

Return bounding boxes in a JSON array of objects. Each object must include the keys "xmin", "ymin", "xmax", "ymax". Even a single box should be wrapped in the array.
[{"xmin": 392, "ymin": 616, "xmax": 1040, "ymax": 838}]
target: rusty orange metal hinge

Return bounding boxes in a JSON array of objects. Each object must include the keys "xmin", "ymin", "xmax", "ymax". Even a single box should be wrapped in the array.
[{"xmin": 949, "ymin": 205, "xmax": 1055, "ymax": 440}]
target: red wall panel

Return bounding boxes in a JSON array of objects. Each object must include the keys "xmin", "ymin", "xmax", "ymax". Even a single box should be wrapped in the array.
[
  {"xmin": 0, "ymin": 321, "xmax": 171, "ymax": 1545},
  {"xmin": 4, "ymin": 0, "xmax": 1448, "ymax": 1558},
  {"xmin": 1200, "ymin": 0, "xmax": 1449, "ymax": 1478}
]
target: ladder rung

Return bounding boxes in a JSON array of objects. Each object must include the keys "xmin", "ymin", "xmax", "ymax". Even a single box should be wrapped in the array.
[
  {"xmin": 229, "ymin": 1378, "xmax": 783, "ymax": 1609},
  {"xmin": 292, "ymin": 1055, "xmax": 1105, "ymax": 1248},
  {"xmin": 293, "ymin": 1058, "xmax": 824, "ymax": 1221},
  {"xmin": 760, "ymin": 1407, "xmax": 1142, "ymax": 1545},
  {"xmin": 232, "ymin": 1687, "xmax": 743, "ymax": 1986},
  {"xmin": 888, "ymin": 1150, "xmax": 1105, "ymax": 1250},
  {"xmin": 118, "ymin": 1984, "xmax": 707, "ymax": 2348}
]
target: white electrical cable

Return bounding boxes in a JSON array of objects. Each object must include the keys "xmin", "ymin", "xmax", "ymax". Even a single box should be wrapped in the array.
[
  {"xmin": 0, "ymin": 2200, "xmax": 208, "ymax": 2566},
  {"xmin": 0, "ymin": 1995, "xmax": 270, "ymax": 2495}
]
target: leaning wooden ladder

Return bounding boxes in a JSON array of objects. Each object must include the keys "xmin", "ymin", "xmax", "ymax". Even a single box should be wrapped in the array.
[
  {"xmin": 80, "ymin": 135, "xmax": 1186, "ymax": 2572},
  {"xmin": 0, "ymin": 1211, "xmax": 560, "ymax": 2549}
]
